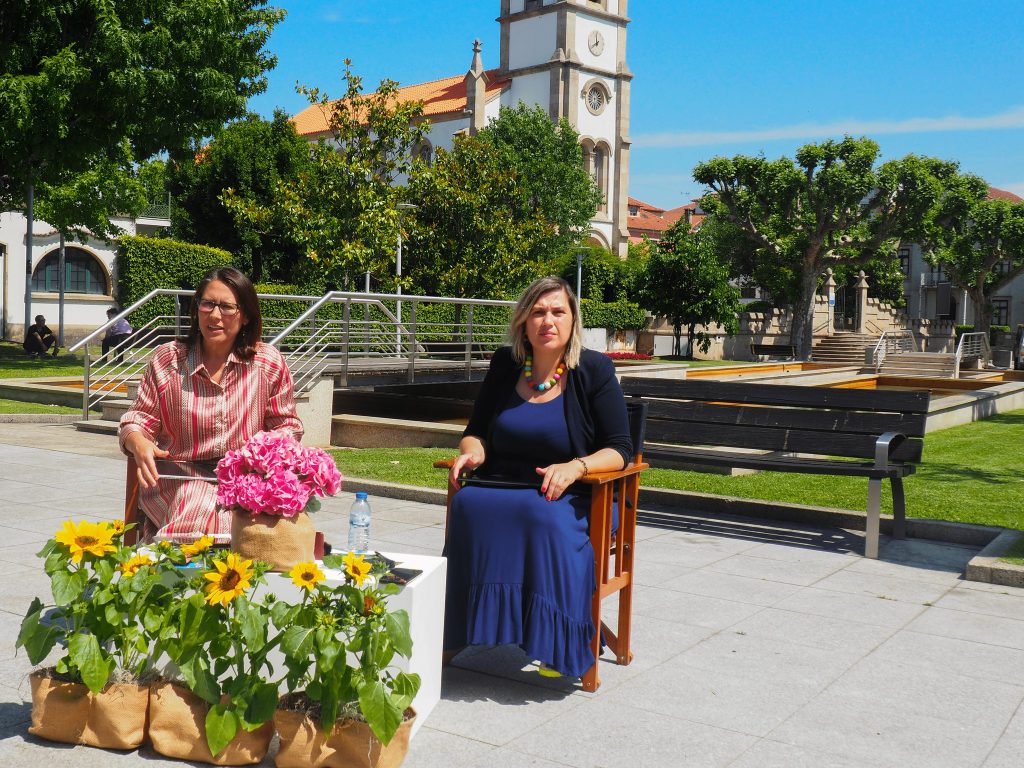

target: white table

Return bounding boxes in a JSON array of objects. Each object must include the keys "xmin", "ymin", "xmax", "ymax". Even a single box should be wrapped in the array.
[{"xmin": 262, "ymin": 552, "xmax": 446, "ymax": 738}]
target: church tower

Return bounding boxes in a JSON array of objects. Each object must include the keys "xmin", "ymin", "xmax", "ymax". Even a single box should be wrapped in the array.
[{"xmin": 498, "ymin": 0, "xmax": 632, "ymax": 257}]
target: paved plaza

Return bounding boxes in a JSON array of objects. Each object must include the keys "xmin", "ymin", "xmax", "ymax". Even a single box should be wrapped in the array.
[{"xmin": 0, "ymin": 423, "xmax": 1022, "ymax": 767}]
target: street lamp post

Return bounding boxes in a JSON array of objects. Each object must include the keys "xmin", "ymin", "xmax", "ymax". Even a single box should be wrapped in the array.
[{"xmin": 396, "ymin": 203, "xmax": 417, "ymax": 355}]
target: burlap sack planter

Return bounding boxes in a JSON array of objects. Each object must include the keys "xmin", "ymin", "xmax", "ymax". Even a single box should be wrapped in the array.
[
  {"xmin": 28, "ymin": 669, "xmax": 148, "ymax": 749},
  {"xmin": 274, "ymin": 707, "xmax": 416, "ymax": 768},
  {"xmin": 148, "ymin": 681, "xmax": 273, "ymax": 765},
  {"xmin": 231, "ymin": 510, "xmax": 315, "ymax": 572}
]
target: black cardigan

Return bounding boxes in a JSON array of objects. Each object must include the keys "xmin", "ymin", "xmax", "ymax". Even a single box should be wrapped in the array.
[{"xmin": 463, "ymin": 346, "xmax": 633, "ymax": 471}]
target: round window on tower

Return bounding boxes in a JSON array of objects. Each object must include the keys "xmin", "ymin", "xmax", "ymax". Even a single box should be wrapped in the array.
[{"xmin": 582, "ymin": 80, "xmax": 611, "ymax": 116}]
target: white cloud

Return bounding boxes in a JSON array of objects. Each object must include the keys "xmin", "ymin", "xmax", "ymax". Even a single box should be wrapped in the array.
[{"xmin": 635, "ymin": 107, "xmax": 1024, "ymax": 148}]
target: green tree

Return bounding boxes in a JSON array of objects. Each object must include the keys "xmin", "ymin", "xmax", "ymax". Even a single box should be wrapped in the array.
[
  {"xmin": 920, "ymin": 178, "xmax": 1024, "ymax": 334},
  {"xmin": 226, "ymin": 62, "xmax": 427, "ymax": 288},
  {"xmin": 476, "ymin": 104, "xmax": 602, "ymax": 263},
  {"xmin": 694, "ymin": 138, "xmax": 952, "ymax": 358},
  {"xmin": 170, "ymin": 111, "xmax": 310, "ymax": 282},
  {"xmin": 1, "ymin": 0, "xmax": 283, "ymax": 326},
  {"xmin": 404, "ymin": 136, "xmax": 547, "ymax": 301},
  {"xmin": 640, "ymin": 221, "xmax": 741, "ymax": 358}
]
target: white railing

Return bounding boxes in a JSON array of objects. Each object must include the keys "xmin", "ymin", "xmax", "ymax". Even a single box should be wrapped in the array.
[
  {"xmin": 70, "ymin": 290, "xmax": 515, "ymax": 419},
  {"xmin": 871, "ymin": 330, "xmax": 916, "ymax": 372},
  {"xmin": 954, "ymin": 332, "xmax": 991, "ymax": 378}
]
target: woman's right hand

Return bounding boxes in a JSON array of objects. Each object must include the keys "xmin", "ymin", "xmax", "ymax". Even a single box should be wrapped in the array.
[
  {"xmin": 449, "ymin": 448, "xmax": 485, "ymax": 489},
  {"xmin": 125, "ymin": 432, "xmax": 170, "ymax": 489}
]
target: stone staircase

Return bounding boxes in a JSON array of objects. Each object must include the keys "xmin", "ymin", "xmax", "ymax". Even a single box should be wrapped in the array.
[
  {"xmin": 811, "ymin": 333, "xmax": 879, "ymax": 365},
  {"xmin": 877, "ymin": 352, "xmax": 957, "ymax": 378}
]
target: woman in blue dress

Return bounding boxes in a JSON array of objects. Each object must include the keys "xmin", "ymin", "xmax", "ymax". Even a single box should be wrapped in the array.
[{"xmin": 443, "ymin": 276, "xmax": 632, "ymax": 678}]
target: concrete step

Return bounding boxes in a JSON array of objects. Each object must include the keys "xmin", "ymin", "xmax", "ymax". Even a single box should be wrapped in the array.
[{"xmin": 74, "ymin": 419, "xmax": 120, "ymax": 436}]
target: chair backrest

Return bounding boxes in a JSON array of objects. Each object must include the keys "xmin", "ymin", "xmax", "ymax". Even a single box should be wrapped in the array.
[{"xmin": 626, "ymin": 400, "xmax": 648, "ymax": 462}]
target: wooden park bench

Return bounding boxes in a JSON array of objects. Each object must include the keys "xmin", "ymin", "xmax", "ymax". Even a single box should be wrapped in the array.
[
  {"xmin": 620, "ymin": 377, "xmax": 931, "ymax": 558},
  {"xmin": 749, "ymin": 342, "xmax": 797, "ymax": 360}
]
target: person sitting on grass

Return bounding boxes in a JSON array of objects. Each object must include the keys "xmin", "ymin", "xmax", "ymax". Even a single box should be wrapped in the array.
[{"xmin": 23, "ymin": 315, "xmax": 58, "ymax": 359}]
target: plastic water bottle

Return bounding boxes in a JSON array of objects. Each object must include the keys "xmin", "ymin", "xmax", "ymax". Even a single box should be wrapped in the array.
[{"xmin": 347, "ymin": 492, "xmax": 372, "ymax": 553}]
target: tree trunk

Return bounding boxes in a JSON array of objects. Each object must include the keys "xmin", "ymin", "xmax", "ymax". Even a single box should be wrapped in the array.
[{"xmin": 789, "ymin": 267, "xmax": 819, "ymax": 360}]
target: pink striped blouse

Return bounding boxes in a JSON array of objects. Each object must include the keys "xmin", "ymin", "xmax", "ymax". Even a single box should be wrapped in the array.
[{"xmin": 119, "ymin": 341, "xmax": 304, "ymax": 539}]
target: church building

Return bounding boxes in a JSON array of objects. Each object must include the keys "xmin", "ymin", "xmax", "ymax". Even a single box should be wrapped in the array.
[{"xmin": 292, "ymin": 0, "xmax": 633, "ymax": 256}]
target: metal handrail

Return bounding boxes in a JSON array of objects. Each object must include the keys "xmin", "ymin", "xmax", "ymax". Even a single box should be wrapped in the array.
[
  {"xmin": 75, "ymin": 289, "xmax": 515, "ymax": 419},
  {"xmin": 871, "ymin": 330, "xmax": 916, "ymax": 372},
  {"xmin": 954, "ymin": 332, "xmax": 991, "ymax": 378}
]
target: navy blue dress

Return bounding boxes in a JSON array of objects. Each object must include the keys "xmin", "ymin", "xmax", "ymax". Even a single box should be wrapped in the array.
[{"xmin": 443, "ymin": 393, "xmax": 597, "ymax": 677}]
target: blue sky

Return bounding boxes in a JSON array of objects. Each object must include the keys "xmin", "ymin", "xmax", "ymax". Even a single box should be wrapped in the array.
[{"xmin": 248, "ymin": 0, "xmax": 1024, "ymax": 209}]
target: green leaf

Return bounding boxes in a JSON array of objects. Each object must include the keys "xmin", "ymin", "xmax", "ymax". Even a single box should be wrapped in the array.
[
  {"xmin": 205, "ymin": 703, "xmax": 240, "ymax": 757},
  {"xmin": 245, "ymin": 682, "xmax": 279, "ymax": 726},
  {"xmin": 281, "ymin": 625, "xmax": 316, "ymax": 660},
  {"xmin": 17, "ymin": 599, "xmax": 61, "ymax": 664},
  {"xmin": 51, "ymin": 569, "xmax": 84, "ymax": 606},
  {"xmin": 384, "ymin": 610, "xmax": 413, "ymax": 658},
  {"xmin": 68, "ymin": 634, "xmax": 113, "ymax": 693},
  {"xmin": 358, "ymin": 680, "xmax": 403, "ymax": 745}
]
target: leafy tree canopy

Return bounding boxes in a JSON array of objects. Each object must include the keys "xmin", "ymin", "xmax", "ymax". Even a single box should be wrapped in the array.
[
  {"xmin": 695, "ymin": 137, "xmax": 955, "ymax": 357},
  {"xmin": 640, "ymin": 220, "xmax": 741, "ymax": 358},
  {"xmin": 404, "ymin": 135, "xmax": 547, "ymax": 301},
  {"xmin": 170, "ymin": 111, "xmax": 310, "ymax": 282},
  {"xmin": 226, "ymin": 62, "xmax": 427, "ymax": 288},
  {"xmin": 0, "ymin": 0, "xmax": 284, "ymax": 208},
  {"xmin": 476, "ymin": 104, "xmax": 602, "ymax": 262},
  {"xmin": 920, "ymin": 177, "xmax": 1024, "ymax": 333}
]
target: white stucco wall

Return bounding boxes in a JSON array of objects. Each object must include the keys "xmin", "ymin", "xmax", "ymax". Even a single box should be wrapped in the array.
[
  {"xmin": 503, "ymin": 72, "xmax": 551, "ymax": 113},
  {"xmin": 508, "ymin": 14, "xmax": 557, "ymax": 71},
  {"xmin": 0, "ymin": 212, "xmax": 165, "ymax": 342}
]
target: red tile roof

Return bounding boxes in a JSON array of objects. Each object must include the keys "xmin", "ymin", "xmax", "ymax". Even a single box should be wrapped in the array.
[
  {"xmin": 292, "ymin": 69, "xmax": 509, "ymax": 138},
  {"xmin": 988, "ymin": 186, "xmax": 1023, "ymax": 202}
]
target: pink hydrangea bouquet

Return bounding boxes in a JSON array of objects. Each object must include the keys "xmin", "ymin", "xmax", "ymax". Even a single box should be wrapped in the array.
[{"xmin": 216, "ymin": 431, "xmax": 343, "ymax": 518}]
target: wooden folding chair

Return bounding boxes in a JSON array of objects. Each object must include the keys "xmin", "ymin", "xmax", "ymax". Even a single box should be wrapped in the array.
[{"xmin": 434, "ymin": 401, "xmax": 648, "ymax": 691}]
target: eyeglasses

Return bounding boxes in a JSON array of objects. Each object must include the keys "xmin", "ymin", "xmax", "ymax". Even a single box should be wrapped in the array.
[{"xmin": 197, "ymin": 299, "xmax": 241, "ymax": 316}]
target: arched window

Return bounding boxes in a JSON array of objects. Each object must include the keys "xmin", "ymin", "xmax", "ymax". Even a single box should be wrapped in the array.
[{"xmin": 31, "ymin": 247, "xmax": 109, "ymax": 295}]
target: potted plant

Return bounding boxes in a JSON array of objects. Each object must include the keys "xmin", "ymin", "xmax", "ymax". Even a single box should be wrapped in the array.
[
  {"xmin": 148, "ymin": 548, "xmax": 280, "ymax": 765},
  {"xmin": 16, "ymin": 519, "xmax": 176, "ymax": 749},
  {"xmin": 217, "ymin": 430, "xmax": 343, "ymax": 572},
  {"xmin": 273, "ymin": 552, "xmax": 422, "ymax": 768}
]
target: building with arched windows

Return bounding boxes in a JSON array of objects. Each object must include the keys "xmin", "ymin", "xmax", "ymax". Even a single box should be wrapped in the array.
[
  {"xmin": 0, "ymin": 211, "xmax": 169, "ymax": 342},
  {"xmin": 292, "ymin": 0, "xmax": 632, "ymax": 256}
]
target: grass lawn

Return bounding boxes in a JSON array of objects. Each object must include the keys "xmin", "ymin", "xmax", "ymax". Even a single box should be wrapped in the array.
[
  {"xmin": 1001, "ymin": 533, "xmax": 1024, "ymax": 566},
  {"xmin": 0, "ymin": 398, "xmax": 79, "ymax": 415},
  {"xmin": 0, "ymin": 341, "xmax": 85, "ymax": 378},
  {"xmin": 329, "ymin": 409, "xmax": 1024, "ymax": 531}
]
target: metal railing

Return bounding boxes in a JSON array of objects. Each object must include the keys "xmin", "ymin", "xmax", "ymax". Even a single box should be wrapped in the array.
[
  {"xmin": 954, "ymin": 332, "xmax": 991, "ymax": 378},
  {"xmin": 870, "ymin": 330, "xmax": 916, "ymax": 372},
  {"xmin": 70, "ymin": 289, "xmax": 515, "ymax": 419}
]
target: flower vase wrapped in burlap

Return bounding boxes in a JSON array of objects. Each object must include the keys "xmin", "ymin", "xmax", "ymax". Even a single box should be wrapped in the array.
[
  {"xmin": 148, "ymin": 681, "xmax": 273, "ymax": 766},
  {"xmin": 274, "ymin": 707, "xmax": 416, "ymax": 768},
  {"xmin": 230, "ymin": 510, "xmax": 316, "ymax": 572},
  {"xmin": 28, "ymin": 669, "xmax": 149, "ymax": 749}
]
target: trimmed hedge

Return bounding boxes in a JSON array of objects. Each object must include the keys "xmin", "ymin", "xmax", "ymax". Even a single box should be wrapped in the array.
[
  {"xmin": 580, "ymin": 299, "xmax": 648, "ymax": 330},
  {"xmin": 116, "ymin": 236, "xmax": 232, "ymax": 330}
]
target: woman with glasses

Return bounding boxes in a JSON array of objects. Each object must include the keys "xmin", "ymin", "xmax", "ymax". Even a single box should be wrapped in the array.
[{"xmin": 119, "ymin": 267, "xmax": 303, "ymax": 541}]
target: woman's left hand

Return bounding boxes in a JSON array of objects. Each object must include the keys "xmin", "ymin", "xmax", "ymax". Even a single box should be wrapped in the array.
[{"xmin": 535, "ymin": 461, "xmax": 585, "ymax": 501}]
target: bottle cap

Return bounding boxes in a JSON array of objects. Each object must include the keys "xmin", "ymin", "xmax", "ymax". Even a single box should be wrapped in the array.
[{"xmin": 355, "ymin": 491, "xmax": 368, "ymax": 500}]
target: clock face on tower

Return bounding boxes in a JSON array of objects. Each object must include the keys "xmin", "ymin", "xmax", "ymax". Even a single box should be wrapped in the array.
[{"xmin": 588, "ymin": 31, "xmax": 605, "ymax": 56}]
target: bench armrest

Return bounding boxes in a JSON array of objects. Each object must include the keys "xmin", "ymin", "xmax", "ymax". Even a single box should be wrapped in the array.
[{"xmin": 873, "ymin": 431, "xmax": 906, "ymax": 470}]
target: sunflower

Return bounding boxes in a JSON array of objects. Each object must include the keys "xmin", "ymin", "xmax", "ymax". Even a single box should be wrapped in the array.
[
  {"xmin": 342, "ymin": 551, "xmax": 371, "ymax": 586},
  {"xmin": 54, "ymin": 520, "xmax": 117, "ymax": 563},
  {"xmin": 181, "ymin": 536, "xmax": 214, "ymax": 559},
  {"xmin": 120, "ymin": 553, "xmax": 154, "ymax": 577},
  {"xmin": 289, "ymin": 561, "xmax": 325, "ymax": 592},
  {"xmin": 203, "ymin": 553, "xmax": 254, "ymax": 607}
]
